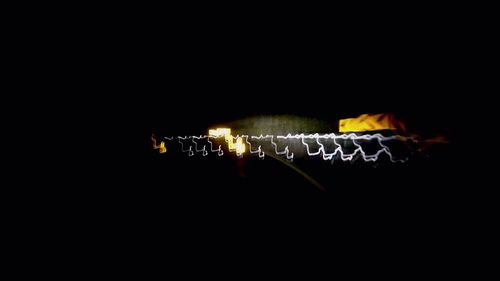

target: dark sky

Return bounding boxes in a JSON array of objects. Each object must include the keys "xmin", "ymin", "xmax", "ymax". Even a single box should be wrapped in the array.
[
  {"xmin": 131, "ymin": 41, "xmax": 464, "ymax": 138},
  {"xmin": 141, "ymin": 75, "xmax": 460, "ymax": 139}
]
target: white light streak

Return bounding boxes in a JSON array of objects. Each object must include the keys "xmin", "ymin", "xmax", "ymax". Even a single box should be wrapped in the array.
[{"xmin": 160, "ymin": 133, "xmax": 413, "ymax": 163}]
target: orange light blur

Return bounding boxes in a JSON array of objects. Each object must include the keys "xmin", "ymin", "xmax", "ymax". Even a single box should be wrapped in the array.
[
  {"xmin": 339, "ymin": 113, "xmax": 406, "ymax": 133},
  {"xmin": 151, "ymin": 135, "xmax": 167, "ymax": 153}
]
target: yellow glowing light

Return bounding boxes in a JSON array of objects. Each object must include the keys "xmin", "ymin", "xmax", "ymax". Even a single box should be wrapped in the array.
[
  {"xmin": 228, "ymin": 139, "xmax": 236, "ymax": 150},
  {"xmin": 339, "ymin": 113, "xmax": 405, "ymax": 133},
  {"xmin": 235, "ymin": 137, "xmax": 245, "ymax": 155},
  {"xmin": 151, "ymin": 135, "xmax": 167, "ymax": 153},
  {"xmin": 208, "ymin": 128, "xmax": 246, "ymax": 155},
  {"xmin": 209, "ymin": 128, "xmax": 231, "ymax": 138}
]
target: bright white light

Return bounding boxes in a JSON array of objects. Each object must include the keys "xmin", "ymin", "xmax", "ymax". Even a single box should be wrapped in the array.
[{"xmin": 161, "ymin": 133, "xmax": 412, "ymax": 163}]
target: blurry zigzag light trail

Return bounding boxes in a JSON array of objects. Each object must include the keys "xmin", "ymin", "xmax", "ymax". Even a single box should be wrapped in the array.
[
  {"xmin": 153, "ymin": 133, "xmax": 415, "ymax": 163},
  {"xmin": 150, "ymin": 113, "xmax": 447, "ymax": 164}
]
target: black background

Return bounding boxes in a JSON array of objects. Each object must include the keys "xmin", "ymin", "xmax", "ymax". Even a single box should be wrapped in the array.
[
  {"xmin": 12, "ymin": 6, "xmax": 482, "ymax": 273},
  {"xmin": 36, "ymin": 12, "xmax": 469, "ymax": 244},
  {"xmin": 90, "ymin": 21, "xmax": 468, "ymax": 219},
  {"xmin": 118, "ymin": 51, "xmax": 464, "ymax": 220}
]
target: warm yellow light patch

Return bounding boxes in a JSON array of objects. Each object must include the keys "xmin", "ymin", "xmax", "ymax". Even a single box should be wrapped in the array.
[
  {"xmin": 235, "ymin": 137, "xmax": 245, "ymax": 155},
  {"xmin": 339, "ymin": 113, "xmax": 405, "ymax": 133},
  {"xmin": 208, "ymin": 128, "xmax": 246, "ymax": 155},
  {"xmin": 227, "ymin": 137, "xmax": 236, "ymax": 150},
  {"xmin": 227, "ymin": 136, "xmax": 245, "ymax": 151},
  {"xmin": 209, "ymin": 128, "xmax": 231, "ymax": 138},
  {"xmin": 151, "ymin": 135, "xmax": 167, "ymax": 153}
]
